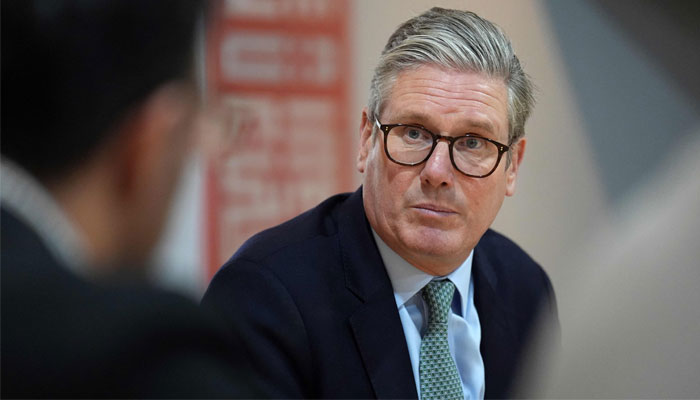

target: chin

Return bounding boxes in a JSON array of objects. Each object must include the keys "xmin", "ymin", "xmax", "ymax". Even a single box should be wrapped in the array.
[{"xmin": 400, "ymin": 228, "xmax": 466, "ymax": 260}]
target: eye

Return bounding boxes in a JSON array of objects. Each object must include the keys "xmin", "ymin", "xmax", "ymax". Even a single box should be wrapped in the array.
[
  {"xmin": 455, "ymin": 136, "xmax": 487, "ymax": 152},
  {"xmin": 406, "ymin": 128, "xmax": 423, "ymax": 140},
  {"xmin": 465, "ymin": 138, "xmax": 482, "ymax": 149},
  {"xmin": 397, "ymin": 126, "xmax": 431, "ymax": 143}
]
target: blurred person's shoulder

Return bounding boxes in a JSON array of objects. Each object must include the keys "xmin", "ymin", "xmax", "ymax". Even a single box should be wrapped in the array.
[{"xmin": 1, "ymin": 209, "xmax": 256, "ymax": 398}]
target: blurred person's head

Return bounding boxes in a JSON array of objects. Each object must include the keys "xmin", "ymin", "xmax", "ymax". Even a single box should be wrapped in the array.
[
  {"xmin": 1, "ymin": 0, "xmax": 204, "ymax": 268},
  {"xmin": 357, "ymin": 7, "xmax": 534, "ymax": 275}
]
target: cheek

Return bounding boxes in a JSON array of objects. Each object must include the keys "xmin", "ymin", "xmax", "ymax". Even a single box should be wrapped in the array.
[
  {"xmin": 364, "ymin": 152, "xmax": 417, "ymax": 218},
  {"xmin": 460, "ymin": 177, "xmax": 507, "ymax": 221}
]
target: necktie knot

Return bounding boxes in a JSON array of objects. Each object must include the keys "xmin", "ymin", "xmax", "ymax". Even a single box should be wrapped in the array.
[{"xmin": 422, "ymin": 280, "xmax": 456, "ymax": 324}]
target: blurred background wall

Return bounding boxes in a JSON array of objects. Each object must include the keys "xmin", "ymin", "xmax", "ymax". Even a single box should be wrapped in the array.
[{"xmin": 151, "ymin": 0, "xmax": 699, "ymax": 395}]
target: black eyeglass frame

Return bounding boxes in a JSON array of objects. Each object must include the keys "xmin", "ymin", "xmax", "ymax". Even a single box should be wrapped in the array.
[{"xmin": 374, "ymin": 118, "xmax": 510, "ymax": 178}]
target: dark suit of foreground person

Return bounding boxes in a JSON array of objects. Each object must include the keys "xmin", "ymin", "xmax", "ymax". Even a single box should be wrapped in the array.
[
  {"xmin": 2, "ymin": 209, "xmax": 248, "ymax": 397},
  {"xmin": 203, "ymin": 7, "xmax": 558, "ymax": 399},
  {"xmin": 1, "ymin": 0, "xmax": 254, "ymax": 397}
]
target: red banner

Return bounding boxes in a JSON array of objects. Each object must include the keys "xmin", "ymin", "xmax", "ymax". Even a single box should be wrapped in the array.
[{"xmin": 205, "ymin": 0, "xmax": 354, "ymax": 278}]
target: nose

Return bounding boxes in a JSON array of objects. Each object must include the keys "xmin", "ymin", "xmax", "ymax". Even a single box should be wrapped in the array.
[{"xmin": 420, "ymin": 140, "xmax": 454, "ymax": 188}]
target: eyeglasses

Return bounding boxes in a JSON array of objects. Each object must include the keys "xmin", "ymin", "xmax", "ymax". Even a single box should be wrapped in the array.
[{"xmin": 374, "ymin": 119, "xmax": 510, "ymax": 178}]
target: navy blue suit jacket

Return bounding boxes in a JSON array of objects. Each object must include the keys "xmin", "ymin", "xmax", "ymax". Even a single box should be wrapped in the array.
[
  {"xmin": 203, "ymin": 188, "xmax": 558, "ymax": 398},
  {"xmin": 1, "ymin": 207, "xmax": 258, "ymax": 398}
]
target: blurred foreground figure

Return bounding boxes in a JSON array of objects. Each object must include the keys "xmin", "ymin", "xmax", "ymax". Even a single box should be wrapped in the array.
[
  {"xmin": 204, "ymin": 7, "xmax": 558, "ymax": 398},
  {"xmin": 521, "ymin": 133, "xmax": 700, "ymax": 398},
  {"xmin": 1, "ymin": 1, "xmax": 255, "ymax": 397}
]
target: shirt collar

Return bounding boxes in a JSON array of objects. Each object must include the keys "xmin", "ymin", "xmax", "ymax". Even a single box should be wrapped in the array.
[
  {"xmin": 371, "ymin": 227, "xmax": 473, "ymax": 315},
  {"xmin": 1, "ymin": 158, "xmax": 90, "ymax": 276}
]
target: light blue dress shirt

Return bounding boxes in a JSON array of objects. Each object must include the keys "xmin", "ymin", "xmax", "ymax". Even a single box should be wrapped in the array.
[{"xmin": 372, "ymin": 229, "xmax": 485, "ymax": 399}]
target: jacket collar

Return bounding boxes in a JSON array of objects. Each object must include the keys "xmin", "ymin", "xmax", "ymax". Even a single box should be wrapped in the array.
[
  {"xmin": 337, "ymin": 187, "xmax": 388, "ymax": 302},
  {"xmin": 337, "ymin": 187, "xmax": 418, "ymax": 399}
]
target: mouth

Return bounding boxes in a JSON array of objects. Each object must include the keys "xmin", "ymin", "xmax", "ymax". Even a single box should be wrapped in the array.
[{"xmin": 411, "ymin": 203, "xmax": 457, "ymax": 216}]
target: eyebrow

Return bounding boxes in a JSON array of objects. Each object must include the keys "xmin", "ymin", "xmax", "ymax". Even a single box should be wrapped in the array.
[{"xmin": 390, "ymin": 111, "xmax": 497, "ymax": 135}]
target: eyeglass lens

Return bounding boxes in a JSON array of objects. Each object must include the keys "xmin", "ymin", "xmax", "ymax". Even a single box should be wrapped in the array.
[{"xmin": 385, "ymin": 125, "xmax": 501, "ymax": 176}]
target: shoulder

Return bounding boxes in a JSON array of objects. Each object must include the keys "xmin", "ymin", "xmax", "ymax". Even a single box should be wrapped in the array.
[
  {"xmin": 476, "ymin": 229, "xmax": 542, "ymax": 275},
  {"xmin": 475, "ymin": 229, "xmax": 556, "ymax": 312},
  {"xmin": 203, "ymin": 190, "xmax": 363, "ymax": 320},
  {"xmin": 100, "ymin": 286, "xmax": 257, "ymax": 397},
  {"xmin": 231, "ymin": 191, "xmax": 354, "ymax": 264},
  {"xmin": 97, "ymin": 282, "xmax": 224, "ymax": 332},
  {"xmin": 2, "ymin": 268, "xmax": 251, "ymax": 397},
  {"xmin": 1, "ymin": 212, "xmax": 254, "ymax": 397}
]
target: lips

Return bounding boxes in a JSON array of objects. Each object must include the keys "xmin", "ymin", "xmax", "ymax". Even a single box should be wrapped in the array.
[{"xmin": 412, "ymin": 203, "xmax": 457, "ymax": 215}]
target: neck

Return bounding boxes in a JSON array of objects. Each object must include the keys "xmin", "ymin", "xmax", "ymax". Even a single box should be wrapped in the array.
[
  {"xmin": 406, "ymin": 256, "xmax": 461, "ymax": 277},
  {"xmin": 46, "ymin": 165, "xmax": 128, "ymax": 270}
]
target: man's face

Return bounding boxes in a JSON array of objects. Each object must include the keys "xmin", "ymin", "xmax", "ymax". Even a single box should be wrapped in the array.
[{"xmin": 357, "ymin": 65, "xmax": 525, "ymax": 276}]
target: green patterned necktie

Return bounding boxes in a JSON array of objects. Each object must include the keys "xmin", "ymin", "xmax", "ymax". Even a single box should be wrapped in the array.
[{"xmin": 419, "ymin": 280, "xmax": 464, "ymax": 400}]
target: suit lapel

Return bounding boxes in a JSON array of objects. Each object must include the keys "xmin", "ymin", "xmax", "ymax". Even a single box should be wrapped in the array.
[
  {"xmin": 349, "ymin": 293, "xmax": 418, "ymax": 399},
  {"xmin": 473, "ymin": 234, "xmax": 517, "ymax": 398},
  {"xmin": 337, "ymin": 188, "xmax": 418, "ymax": 399}
]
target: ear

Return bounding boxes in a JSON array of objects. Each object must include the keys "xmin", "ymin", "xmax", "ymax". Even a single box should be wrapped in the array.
[
  {"xmin": 116, "ymin": 83, "xmax": 196, "ymax": 201},
  {"xmin": 356, "ymin": 107, "xmax": 375, "ymax": 174},
  {"xmin": 107, "ymin": 83, "xmax": 197, "ymax": 263},
  {"xmin": 505, "ymin": 137, "xmax": 526, "ymax": 197}
]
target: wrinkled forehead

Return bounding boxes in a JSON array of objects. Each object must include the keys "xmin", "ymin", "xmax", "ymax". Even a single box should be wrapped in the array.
[
  {"xmin": 377, "ymin": 63, "xmax": 509, "ymax": 110},
  {"xmin": 378, "ymin": 66, "xmax": 509, "ymax": 138}
]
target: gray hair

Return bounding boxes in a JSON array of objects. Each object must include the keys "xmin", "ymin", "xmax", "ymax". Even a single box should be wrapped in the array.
[{"xmin": 368, "ymin": 7, "xmax": 535, "ymax": 146}]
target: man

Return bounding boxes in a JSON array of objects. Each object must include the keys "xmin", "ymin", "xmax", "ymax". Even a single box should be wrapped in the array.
[
  {"xmin": 1, "ymin": 1, "xmax": 255, "ymax": 397},
  {"xmin": 203, "ymin": 7, "xmax": 558, "ymax": 399}
]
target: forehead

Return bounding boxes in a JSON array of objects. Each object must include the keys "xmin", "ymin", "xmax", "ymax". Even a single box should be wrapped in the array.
[{"xmin": 382, "ymin": 65, "xmax": 509, "ymax": 138}]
